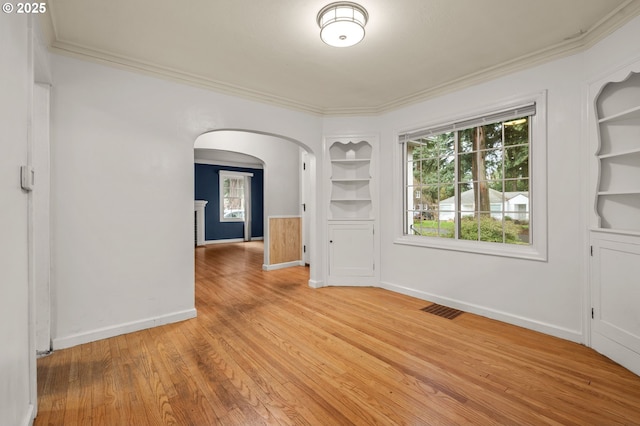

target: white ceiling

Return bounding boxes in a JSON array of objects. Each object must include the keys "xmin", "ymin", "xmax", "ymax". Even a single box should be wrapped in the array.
[{"xmin": 43, "ymin": 0, "xmax": 640, "ymax": 115}]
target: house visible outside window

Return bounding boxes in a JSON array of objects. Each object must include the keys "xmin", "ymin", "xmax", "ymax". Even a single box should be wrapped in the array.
[
  {"xmin": 219, "ymin": 171, "xmax": 253, "ymax": 222},
  {"xmin": 398, "ymin": 94, "xmax": 547, "ymax": 260}
]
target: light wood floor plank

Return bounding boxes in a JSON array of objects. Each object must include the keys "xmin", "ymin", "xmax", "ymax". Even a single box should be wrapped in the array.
[{"xmin": 35, "ymin": 241, "xmax": 640, "ymax": 425}]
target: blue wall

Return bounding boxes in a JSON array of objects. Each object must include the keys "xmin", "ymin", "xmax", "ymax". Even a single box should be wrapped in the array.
[{"xmin": 194, "ymin": 164, "xmax": 264, "ymax": 241}]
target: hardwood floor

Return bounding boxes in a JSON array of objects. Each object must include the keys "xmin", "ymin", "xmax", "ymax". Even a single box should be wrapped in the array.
[{"xmin": 36, "ymin": 241, "xmax": 640, "ymax": 425}]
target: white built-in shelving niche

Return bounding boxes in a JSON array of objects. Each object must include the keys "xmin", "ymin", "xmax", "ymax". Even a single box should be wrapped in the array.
[
  {"xmin": 329, "ymin": 141, "xmax": 372, "ymax": 220},
  {"xmin": 595, "ymin": 71, "xmax": 640, "ymax": 233}
]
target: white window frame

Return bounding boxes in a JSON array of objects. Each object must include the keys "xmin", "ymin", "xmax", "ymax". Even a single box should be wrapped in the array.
[
  {"xmin": 395, "ymin": 92, "xmax": 547, "ymax": 261},
  {"xmin": 219, "ymin": 171, "xmax": 253, "ymax": 223}
]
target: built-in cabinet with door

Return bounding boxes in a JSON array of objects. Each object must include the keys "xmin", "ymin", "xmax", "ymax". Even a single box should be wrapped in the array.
[
  {"xmin": 326, "ymin": 136, "xmax": 378, "ymax": 286},
  {"xmin": 589, "ymin": 59, "xmax": 640, "ymax": 376}
]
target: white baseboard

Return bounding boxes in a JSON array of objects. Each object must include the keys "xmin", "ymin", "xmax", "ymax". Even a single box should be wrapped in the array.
[
  {"xmin": 204, "ymin": 237, "xmax": 264, "ymax": 245},
  {"xmin": 263, "ymin": 260, "xmax": 304, "ymax": 271},
  {"xmin": 21, "ymin": 404, "xmax": 35, "ymax": 426},
  {"xmin": 592, "ymin": 332, "xmax": 640, "ymax": 377},
  {"xmin": 380, "ymin": 281, "xmax": 583, "ymax": 343},
  {"xmin": 52, "ymin": 308, "xmax": 197, "ymax": 350},
  {"xmin": 308, "ymin": 279, "xmax": 324, "ymax": 288}
]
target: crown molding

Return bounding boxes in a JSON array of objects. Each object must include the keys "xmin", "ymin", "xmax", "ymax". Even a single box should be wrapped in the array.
[
  {"xmin": 42, "ymin": 0, "xmax": 640, "ymax": 117},
  {"xmin": 374, "ymin": 0, "xmax": 640, "ymax": 115},
  {"xmin": 48, "ymin": 39, "xmax": 326, "ymax": 116}
]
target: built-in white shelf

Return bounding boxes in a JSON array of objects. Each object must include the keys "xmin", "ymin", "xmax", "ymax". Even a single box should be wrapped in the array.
[
  {"xmin": 329, "ymin": 140, "xmax": 373, "ymax": 220},
  {"xmin": 597, "ymin": 147, "xmax": 640, "ymax": 159},
  {"xmin": 597, "ymin": 190, "xmax": 640, "ymax": 196},
  {"xmin": 331, "ymin": 159, "xmax": 370, "ymax": 163},
  {"xmin": 595, "ymin": 71, "xmax": 640, "ymax": 233},
  {"xmin": 325, "ymin": 136, "xmax": 378, "ymax": 287},
  {"xmin": 598, "ymin": 105, "xmax": 640, "ymax": 123}
]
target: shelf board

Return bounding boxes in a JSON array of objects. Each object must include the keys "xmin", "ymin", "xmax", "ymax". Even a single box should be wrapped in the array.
[
  {"xmin": 330, "ymin": 198, "xmax": 372, "ymax": 202},
  {"xmin": 598, "ymin": 190, "xmax": 640, "ymax": 196},
  {"xmin": 331, "ymin": 158, "xmax": 370, "ymax": 163},
  {"xmin": 597, "ymin": 147, "xmax": 640, "ymax": 159},
  {"xmin": 599, "ymin": 105, "xmax": 640, "ymax": 123},
  {"xmin": 591, "ymin": 227, "xmax": 640, "ymax": 237},
  {"xmin": 331, "ymin": 178, "xmax": 370, "ymax": 182}
]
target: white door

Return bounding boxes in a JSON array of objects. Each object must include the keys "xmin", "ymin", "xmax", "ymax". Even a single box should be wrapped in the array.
[
  {"xmin": 301, "ymin": 153, "xmax": 310, "ymax": 265},
  {"xmin": 329, "ymin": 222, "xmax": 374, "ymax": 278},
  {"xmin": 591, "ymin": 233, "xmax": 640, "ymax": 376}
]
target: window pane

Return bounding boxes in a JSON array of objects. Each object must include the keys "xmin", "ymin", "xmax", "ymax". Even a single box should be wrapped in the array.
[
  {"xmin": 437, "ymin": 218, "xmax": 454, "ymax": 238},
  {"xmin": 510, "ymin": 214, "xmax": 530, "ymax": 244},
  {"xmin": 439, "ymin": 156, "xmax": 455, "ymax": 184},
  {"xmin": 436, "ymin": 133, "xmax": 455, "ymax": 155},
  {"xmin": 439, "ymin": 184, "xmax": 455, "ymax": 202},
  {"xmin": 478, "ymin": 215, "xmax": 505, "ymax": 243},
  {"xmin": 458, "ymin": 183, "xmax": 475, "ymax": 212},
  {"xmin": 411, "ymin": 144, "xmax": 425, "ymax": 161},
  {"xmin": 505, "ymin": 145, "xmax": 529, "ymax": 178},
  {"xmin": 458, "ymin": 129, "xmax": 473, "ymax": 153},
  {"xmin": 420, "ymin": 158, "xmax": 440, "ymax": 184},
  {"xmin": 504, "ymin": 178, "xmax": 529, "ymax": 192},
  {"xmin": 421, "ymin": 186, "xmax": 437, "ymax": 209},
  {"xmin": 436, "ymin": 185, "xmax": 455, "ymax": 224},
  {"xmin": 482, "ymin": 149, "xmax": 503, "ymax": 181},
  {"xmin": 459, "ymin": 216, "xmax": 479, "ymax": 241},
  {"xmin": 411, "ymin": 161, "xmax": 423, "ymax": 185},
  {"xmin": 504, "ymin": 117, "xmax": 529, "ymax": 146},
  {"xmin": 483, "ymin": 123, "xmax": 503, "ymax": 150},
  {"xmin": 458, "ymin": 153, "xmax": 473, "ymax": 182}
]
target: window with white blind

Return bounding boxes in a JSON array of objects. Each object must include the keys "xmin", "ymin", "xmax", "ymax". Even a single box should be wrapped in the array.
[{"xmin": 397, "ymin": 93, "xmax": 547, "ymax": 260}]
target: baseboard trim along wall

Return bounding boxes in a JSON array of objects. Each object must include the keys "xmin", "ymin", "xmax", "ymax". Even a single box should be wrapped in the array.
[
  {"xmin": 308, "ymin": 279, "xmax": 324, "ymax": 289},
  {"xmin": 204, "ymin": 237, "xmax": 264, "ymax": 245},
  {"xmin": 263, "ymin": 260, "xmax": 305, "ymax": 271},
  {"xmin": 52, "ymin": 308, "xmax": 197, "ymax": 350},
  {"xmin": 380, "ymin": 281, "xmax": 583, "ymax": 344},
  {"xmin": 21, "ymin": 404, "xmax": 35, "ymax": 426}
]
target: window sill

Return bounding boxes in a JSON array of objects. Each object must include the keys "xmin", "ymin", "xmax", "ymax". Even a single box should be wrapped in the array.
[{"xmin": 394, "ymin": 235, "xmax": 547, "ymax": 262}]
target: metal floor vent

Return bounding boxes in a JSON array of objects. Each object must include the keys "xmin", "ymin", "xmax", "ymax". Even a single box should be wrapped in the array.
[{"xmin": 421, "ymin": 304, "xmax": 464, "ymax": 320}]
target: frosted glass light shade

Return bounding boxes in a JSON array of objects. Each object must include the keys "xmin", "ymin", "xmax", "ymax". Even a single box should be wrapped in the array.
[{"xmin": 317, "ymin": 2, "xmax": 368, "ymax": 47}]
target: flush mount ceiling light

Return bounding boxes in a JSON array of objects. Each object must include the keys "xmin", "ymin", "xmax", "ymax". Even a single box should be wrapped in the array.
[{"xmin": 317, "ymin": 2, "xmax": 369, "ymax": 47}]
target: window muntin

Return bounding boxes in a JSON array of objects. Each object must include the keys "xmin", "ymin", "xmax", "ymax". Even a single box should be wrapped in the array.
[{"xmin": 403, "ymin": 112, "xmax": 532, "ymax": 246}]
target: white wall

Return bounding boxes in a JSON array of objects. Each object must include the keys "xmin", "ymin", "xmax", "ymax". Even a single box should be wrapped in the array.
[
  {"xmin": 50, "ymin": 54, "xmax": 324, "ymax": 348},
  {"xmin": 0, "ymin": 13, "xmax": 36, "ymax": 426},
  {"xmin": 585, "ymin": 15, "xmax": 640, "ymax": 81},
  {"xmin": 323, "ymin": 49, "xmax": 591, "ymax": 342},
  {"xmin": 381, "ymin": 54, "xmax": 587, "ymax": 342},
  {"xmin": 322, "ymin": 15, "xmax": 640, "ymax": 344}
]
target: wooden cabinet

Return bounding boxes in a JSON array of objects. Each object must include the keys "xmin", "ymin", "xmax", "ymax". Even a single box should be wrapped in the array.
[{"xmin": 325, "ymin": 136, "xmax": 378, "ymax": 286}]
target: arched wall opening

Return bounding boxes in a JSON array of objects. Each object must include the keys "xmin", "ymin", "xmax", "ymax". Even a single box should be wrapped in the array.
[{"xmin": 194, "ymin": 129, "xmax": 318, "ymax": 284}]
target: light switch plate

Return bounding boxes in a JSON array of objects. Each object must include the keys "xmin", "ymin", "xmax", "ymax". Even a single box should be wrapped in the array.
[{"xmin": 21, "ymin": 165, "xmax": 34, "ymax": 191}]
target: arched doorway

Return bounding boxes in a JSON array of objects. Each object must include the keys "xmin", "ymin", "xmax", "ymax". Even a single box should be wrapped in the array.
[{"xmin": 194, "ymin": 130, "xmax": 318, "ymax": 284}]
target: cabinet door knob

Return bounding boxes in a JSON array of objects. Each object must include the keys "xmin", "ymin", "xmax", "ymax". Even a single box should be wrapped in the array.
[{"xmin": 329, "ymin": 240, "xmax": 333, "ymax": 243}]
